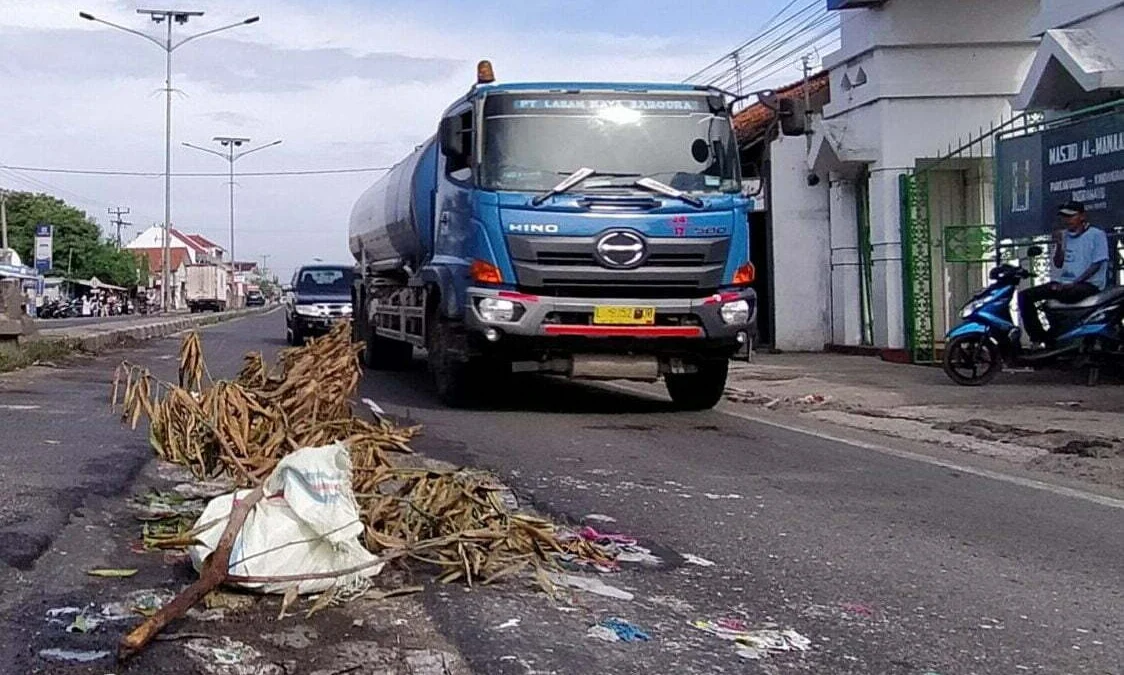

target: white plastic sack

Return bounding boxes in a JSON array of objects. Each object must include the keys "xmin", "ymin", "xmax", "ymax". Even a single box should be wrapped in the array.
[{"xmin": 189, "ymin": 443, "xmax": 382, "ymax": 594}]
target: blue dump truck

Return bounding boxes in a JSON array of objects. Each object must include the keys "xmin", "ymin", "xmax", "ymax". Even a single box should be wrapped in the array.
[{"xmin": 349, "ymin": 62, "xmax": 758, "ymax": 409}]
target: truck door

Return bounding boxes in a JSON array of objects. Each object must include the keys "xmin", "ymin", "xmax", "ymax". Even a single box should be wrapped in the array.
[{"xmin": 433, "ymin": 103, "xmax": 476, "ymax": 318}]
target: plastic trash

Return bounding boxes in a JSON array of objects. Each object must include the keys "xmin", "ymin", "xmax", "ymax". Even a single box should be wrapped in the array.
[
  {"xmin": 596, "ymin": 617, "xmax": 651, "ymax": 642},
  {"xmin": 189, "ymin": 443, "xmax": 383, "ymax": 594},
  {"xmin": 584, "ymin": 514, "xmax": 617, "ymax": 524},
  {"xmin": 682, "ymin": 554, "xmax": 715, "ymax": 567},
  {"xmin": 587, "ymin": 625, "xmax": 622, "ymax": 643},
  {"xmin": 691, "ymin": 619, "xmax": 811, "ymax": 660},
  {"xmin": 38, "ymin": 648, "xmax": 111, "ymax": 663},
  {"xmin": 549, "ymin": 573, "xmax": 635, "ymax": 601}
]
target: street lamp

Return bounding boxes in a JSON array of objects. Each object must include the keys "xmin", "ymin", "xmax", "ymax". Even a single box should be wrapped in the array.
[
  {"xmin": 79, "ymin": 9, "xmax": 260, "ymax": 313},
  {"xmin": 182, "ymin": 137, "xmax": 281, "ymax": 267}
]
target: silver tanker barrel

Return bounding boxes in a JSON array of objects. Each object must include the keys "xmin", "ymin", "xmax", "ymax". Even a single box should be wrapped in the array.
[{"xmin": 348, "ymin": 138, "xmax": 437, "ymax": 271}]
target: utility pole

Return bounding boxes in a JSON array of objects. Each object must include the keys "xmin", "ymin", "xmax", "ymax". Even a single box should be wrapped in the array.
[
  {"xmin": 183, "ymin": 137, "xmax": 281, "ymax": 267},
  {"xmin": 79, "ymin": 9, "xmax": 260, "ymax": 312},
  {"xmin": 0, "ymin": 189, "xmax": 9, "ymax": 252},
  {"xmin": 108, "ymin": 206, "xmax": 131, "ymax": 248},
  {"xmin": 259, "ymin": 254, "xmax": 270, "ymax": 277},
  {"xmin": 801, "ymin": 54, "xmax": 814, "ymax": 150}
]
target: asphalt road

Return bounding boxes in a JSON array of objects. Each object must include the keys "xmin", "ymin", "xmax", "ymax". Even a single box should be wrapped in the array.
[{"xmin": 1, "ymin": 311, "xmax": 1122, "ymax": 674}]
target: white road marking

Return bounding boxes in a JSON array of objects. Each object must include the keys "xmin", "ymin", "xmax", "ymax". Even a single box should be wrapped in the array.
[{"xmin": 605, "ymin": 382, "xmax": 1124, "ymax": 511}]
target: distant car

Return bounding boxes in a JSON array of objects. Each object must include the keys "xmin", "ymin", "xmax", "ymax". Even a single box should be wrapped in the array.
[
  {"xmin": 284, "ymin": 264, "xmax": 353, "ymax": 345},
  {"xmin": 245, "ymin": 290, "xmax": 266, "ymax": 307}
]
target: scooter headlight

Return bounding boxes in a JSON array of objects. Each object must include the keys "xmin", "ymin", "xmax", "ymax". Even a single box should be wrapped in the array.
[{"xmin": 960, "ymin": 298, "xmax": 986, "ymax": 319}]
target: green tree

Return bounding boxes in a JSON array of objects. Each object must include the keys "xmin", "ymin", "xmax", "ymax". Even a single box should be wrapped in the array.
[{"xmin": 2, "ymin": 190, "xmax": 146, "ymax": 287}]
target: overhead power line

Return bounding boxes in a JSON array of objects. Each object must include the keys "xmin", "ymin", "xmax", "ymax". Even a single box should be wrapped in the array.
[
  {"xmin": 684, "ymin": 0, "xmax": 823, "ymax": 83},
  {"xmin": 0, "ymin": 164, "xmax": 393, "ymax": 177}
]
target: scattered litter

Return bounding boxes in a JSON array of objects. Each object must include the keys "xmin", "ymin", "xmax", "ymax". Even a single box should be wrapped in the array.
[
  {"xmin": 549, "ymin": 573, "xmax": 635, "ymax": 601},
  {"xmin": 796, "ymin": 394, "xmax": 829, "ymax": 406},
  {"xmin": 494, "ymin": 618, "xmax": 521, "ymax": 630},
  {"xmin": 204, "ymin": 591, "xmax": 256, "ymax": 612},
  {"xmin": 587, "ymin": 625, "xmax": 622, "ymax": 643},
  {"xmin": 186, "ymin": 608, "xmax": 228, "ymax": 622},
  {"xmin": 703, "ymin": 493, "xmax": 743, "ymax": 500},
  {"xmin": 615, "ymin": 545, "xmax": 662, "ymax": 566},
  {"xmin": 173, "ymin": 480, "xmax": 233, "ymax": 500},
  {"xmin": 66, "ymin": 613, "xmax": 103, "ymax": 634},
  {"xmin": 45, "ymin": 606, "xmax": 82, "ymax": 619},
  {"xmin": 682, "ymin": 554, "xmax": 715, "ymax": 567},
  {"xmin": 183, "ymin": 636, "xmax": 284, "ymax": 675},
  {"xmin": 101, "ymin": 589, "xmax": 176, "ymax": 620},
  {"xmin": 691, "ymin": 619, "xmax": 811, "ymax": 660},
  {"xmin": 361, "ymin": 397, "xmax": 387, "ymax": 421},
  {"xmin": 584, "ymin": 514, "xmax": 617, "ymax": 524},
  {"xmin": 576, "ymin": 526, "xmax": 637, "ymax": 546},
  {"xmin": 1054, "ymin": 401, "xmax": 1082, "ymax": 408},
  {"xmin": 261, "ymin": 625, "xmax": 318, "ymax": 650},
  {"xmin": 87, "ymin": 568, "xmax": 138, "ymax": 578},
  {"xmin": 840, "ymin": 602, "xmax": 875, "ymax": 617},
  {"xmin": 38, "ymin": 648, "xmax": 111, "ymax": 663},
  {"xmin": 594, "ymin": 617, "xmax": 651, "ymax": 642},
  {"xmin": 0, "ymin": 404, "xmax": 40, "ymax": 410},
  {"xmin": 45, "ymin": 440, "xmax": 61, "ymax": 445}
]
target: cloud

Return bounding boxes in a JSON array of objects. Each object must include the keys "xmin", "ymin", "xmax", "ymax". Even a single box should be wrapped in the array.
[{"xmin": 0, "ymin": 27, "xmax": 463, "ymax": 92}]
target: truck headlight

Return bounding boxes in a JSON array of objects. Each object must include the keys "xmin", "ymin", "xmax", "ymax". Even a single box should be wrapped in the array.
[
  {"xmin": 720, "ymin": 299, "xmax": 750, "ymax": 325},
  {"xmin": 477, "ymin": 297, "xmax": 519, "ymax": 323},
  {"xmin": 294, "ymin": 305, "xmax": 320, "ymax": 317}
]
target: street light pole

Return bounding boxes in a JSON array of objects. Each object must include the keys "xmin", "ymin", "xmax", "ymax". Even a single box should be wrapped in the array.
[
  {"xmin": 182, "ymin": 138, "xmax": 281, "ymax": 267},
  {"xmin": 79, "ymin": 9, "xmax": 260, "ymax": 312}
]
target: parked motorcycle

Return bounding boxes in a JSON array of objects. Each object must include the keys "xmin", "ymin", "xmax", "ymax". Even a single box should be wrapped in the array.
[{"xmin": 943, "ymin": 246, "xmax": 1124, "ymax": 386}]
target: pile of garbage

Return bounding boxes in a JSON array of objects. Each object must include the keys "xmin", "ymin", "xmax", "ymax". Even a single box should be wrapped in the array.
[{"xmin": 110, "ymin": 322, "xmax": 604, "ymax": 657}]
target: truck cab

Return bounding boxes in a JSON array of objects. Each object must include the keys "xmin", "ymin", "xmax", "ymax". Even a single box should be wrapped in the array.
[{"xmin": 350, "ymin": 66, "xmax": 757, "ymax": 408}]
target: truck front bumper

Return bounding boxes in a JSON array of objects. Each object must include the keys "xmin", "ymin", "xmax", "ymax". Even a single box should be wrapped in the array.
[{"xmin": 463, "ymin": 287, "xmax": 757, "ymax": 357}]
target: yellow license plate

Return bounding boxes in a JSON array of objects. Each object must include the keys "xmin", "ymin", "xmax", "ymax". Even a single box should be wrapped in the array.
[{"xmin": 593, "ymin": 306, "xmax": 656, "ymax": 325}]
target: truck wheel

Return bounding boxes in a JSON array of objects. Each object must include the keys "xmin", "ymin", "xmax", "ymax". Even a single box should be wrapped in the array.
[
  {"xmin": 665, "ymin": 358, "xmax": 729, "ymax": 410},
  {"xmin": 427, "ymin": 319, "xmax": 478, "ymax": 407}
]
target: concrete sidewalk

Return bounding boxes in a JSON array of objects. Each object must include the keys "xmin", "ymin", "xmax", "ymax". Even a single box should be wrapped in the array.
[
  {"xmin": 33, "ymin": 307, "xmax": 273, "ymax": 352},
  {"xmin": 725, "ymin": 354, "xmax": 1124, "ymax": 489}
]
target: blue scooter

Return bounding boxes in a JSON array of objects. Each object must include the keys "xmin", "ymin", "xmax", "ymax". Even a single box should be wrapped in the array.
[{"xmin": 943, "ymin": 246, "xmax": 1124, "ymax": 386}]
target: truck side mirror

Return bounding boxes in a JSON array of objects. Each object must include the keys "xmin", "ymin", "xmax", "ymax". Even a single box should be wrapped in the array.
[
  {"xmin": 440, "ymin": 116, "xmax": 465, "ymax": 161},
  {"xmin": 1027, "ymin": 245, "xmax": 1044, "ymax": 258},
  {"xmin": 778, "ymin": 98, "xmax": 808, "ymax": 136},
  {"xmin": 741, "ymin": 178, "xmax": 763, "ymax": 198}
]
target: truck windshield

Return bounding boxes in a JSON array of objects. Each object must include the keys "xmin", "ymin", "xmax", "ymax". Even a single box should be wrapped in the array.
[
  {"xmin": 296, "ymin": 267, "xmax": 353, "ymax": 294},
  {"xmin": 480, "ymin": 92, "xmax": 740, "ymax": 194}
]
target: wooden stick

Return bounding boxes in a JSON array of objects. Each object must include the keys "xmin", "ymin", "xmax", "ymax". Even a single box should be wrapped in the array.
[{"xmin": 117, "ymin": 484, "xmax": 264, "ymax": 661}]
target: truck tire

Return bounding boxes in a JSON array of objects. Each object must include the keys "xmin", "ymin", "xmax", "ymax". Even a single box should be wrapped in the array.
[
  {"xmin": 665, "ymin": 358, "xmax": 729, "ymax": 411},
  {"xmin": 427, "ymin": 319, "xmax": 477, "ymax": 407}
]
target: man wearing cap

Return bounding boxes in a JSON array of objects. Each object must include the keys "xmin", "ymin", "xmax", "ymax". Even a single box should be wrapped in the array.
[{"xmin": 1017, "ymin": 200, "xmax": 1110, "ymax": 345}]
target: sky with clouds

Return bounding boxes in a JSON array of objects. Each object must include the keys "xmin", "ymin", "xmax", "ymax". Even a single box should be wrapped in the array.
[{"xmin": 0, "ymin": 0, "xmax": 808, "ymax": 280}]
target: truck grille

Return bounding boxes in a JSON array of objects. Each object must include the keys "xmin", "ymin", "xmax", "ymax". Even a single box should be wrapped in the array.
[{"xmin": 508, "ymin": 235, "xmax": 729, "ymax": 299}]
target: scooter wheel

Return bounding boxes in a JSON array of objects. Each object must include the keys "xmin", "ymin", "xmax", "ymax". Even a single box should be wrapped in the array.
[{"xmin": 942, "ymin": 335, "xmax": 1002, "ymax": 386}]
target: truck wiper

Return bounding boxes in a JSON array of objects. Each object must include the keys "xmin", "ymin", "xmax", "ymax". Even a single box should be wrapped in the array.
[
  {"xmin": 531, "ymin": 168, "xmax": 641, "ymax": 206},
  {"xmin": 633, "ymin": 177, "xmax": 705, "ymax": 208},
  {"xmin": 531, "ymin": 167, "xmax": 596, "ymax": 206}
]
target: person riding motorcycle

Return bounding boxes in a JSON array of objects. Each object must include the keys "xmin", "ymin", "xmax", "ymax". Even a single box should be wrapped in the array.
[{"xmin": 1017, "ymin": 200, "xmax": 1110, "ymax": 345}]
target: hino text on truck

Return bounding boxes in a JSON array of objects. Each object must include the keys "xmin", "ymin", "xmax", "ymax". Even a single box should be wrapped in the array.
[{"xmin": 349, "ymin": 61, "xmax": 759, "ymax": 409}]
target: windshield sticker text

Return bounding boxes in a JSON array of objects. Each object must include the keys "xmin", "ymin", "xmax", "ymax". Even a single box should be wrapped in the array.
[{"xmin": 513, "ymin": 99, "xmax": 701, "ymax": 112}]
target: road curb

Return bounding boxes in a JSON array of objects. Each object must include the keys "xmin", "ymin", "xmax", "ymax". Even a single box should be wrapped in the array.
[{"xmin": 35, "ymin": 307, "xmax": 272, "ymax": 353}]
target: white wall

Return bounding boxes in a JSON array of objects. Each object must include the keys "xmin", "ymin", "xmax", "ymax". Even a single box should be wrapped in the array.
[
  {"xmin": 801, "ymin": 0, "xmax": 1041, "ymax": 349},
  {"xmin": 769, "ymin": 135, "xmax": 831, "ymax": 351}
]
